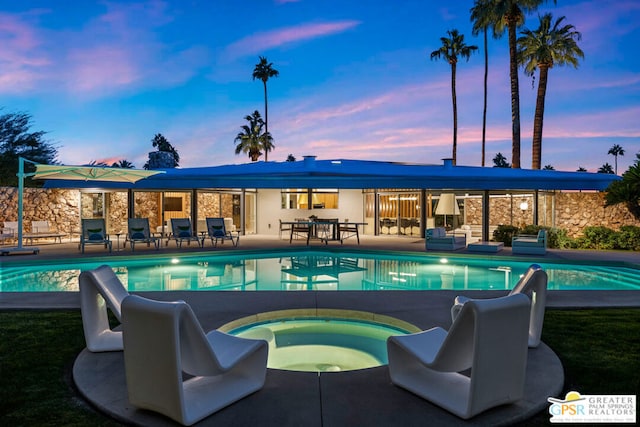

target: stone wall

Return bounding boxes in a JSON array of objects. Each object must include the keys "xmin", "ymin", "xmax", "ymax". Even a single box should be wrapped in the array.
[
  {"xmin": 554, "ymin": 192, "xmax": 640, "ymax": 237},
  {"xmin": 0, "ymin": 187, "xmax": 79, "ymax": 233},
  {"xmin": 463, "ymin": 192, "xmax": 640, "ymax": 237}
]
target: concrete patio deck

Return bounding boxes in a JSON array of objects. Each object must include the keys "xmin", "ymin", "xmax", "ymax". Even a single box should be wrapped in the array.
[{"xmin": 2, "ymin": 234, "xmax": 639, "ymax": 426}]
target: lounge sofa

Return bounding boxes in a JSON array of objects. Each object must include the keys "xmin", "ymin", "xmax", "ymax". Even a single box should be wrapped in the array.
[
  {"xmin": 512, "ymin": 230, "xmax": 547, "ymax": 255},
  {"xmin": 426, "ymin": 227, "xmax": 467, "ymax": 251}
]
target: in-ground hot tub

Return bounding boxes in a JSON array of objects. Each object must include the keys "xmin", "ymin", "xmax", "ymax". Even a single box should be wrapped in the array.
[{"xmin": 220, "ymin": 309, "xmax": 420, "ymax": 372}]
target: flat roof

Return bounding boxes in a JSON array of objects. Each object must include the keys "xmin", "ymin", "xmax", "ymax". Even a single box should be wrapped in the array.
[{"xmin": 43, "ymin": 157, "xmax": 619, "ymax": 191}]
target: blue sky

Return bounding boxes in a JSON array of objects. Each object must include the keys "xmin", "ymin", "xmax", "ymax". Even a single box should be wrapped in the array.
[{"xmin": 1, "ymin": 0, "xmax": 639, "ymax": 173}]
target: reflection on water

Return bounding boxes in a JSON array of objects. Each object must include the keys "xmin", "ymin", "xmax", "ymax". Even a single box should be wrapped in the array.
[
  {"xmin": 280, "ymin": 255, "xmax": 365, "ymax": 290},
  {"xmin": 1, "ymin": 252, "xmax": 638, "ymax": 292}
]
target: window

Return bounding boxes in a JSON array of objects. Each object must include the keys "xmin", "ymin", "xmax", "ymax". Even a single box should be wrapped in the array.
[{"xmin": 281, "ymin": 189, "xmax": 339, "ymax": 209}]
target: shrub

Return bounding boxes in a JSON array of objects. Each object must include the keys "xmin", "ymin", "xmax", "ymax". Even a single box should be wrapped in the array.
[
  {"xmin": 616, "ymin": 226, "xmax": 640, "ymax": 251},
  {"xmin": 581, "ymin": 226, "xmax": 617, "ymax": 250},
  {"xmin": 493, "ymin": 224, "xmax": 520, "ymax": 246}
]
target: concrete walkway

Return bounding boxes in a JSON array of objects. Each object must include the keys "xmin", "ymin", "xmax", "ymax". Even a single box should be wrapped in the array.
[{"xmin": 2, "ymin": 234, "xmax": 639, "ymax": 426}]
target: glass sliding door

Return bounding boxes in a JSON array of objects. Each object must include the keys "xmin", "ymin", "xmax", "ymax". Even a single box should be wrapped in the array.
[{"xmin": 377, "ymin": 191, "xmax": 421, "ymax": 236}]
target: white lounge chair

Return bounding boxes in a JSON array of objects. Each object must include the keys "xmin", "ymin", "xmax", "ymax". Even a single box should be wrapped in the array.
[
  {"xmin": 387, "ymin": 294, "xmax": 531, "ymax": 420},
  {"xmin": 80, "ymin": 218, "xmax": 112, "ymax": 253},
  {"xmin": 0, "ymin": 221, "xmax": 18, "ymax": 244},
  {"xmin": 451, "ymin": 264, "xmax": 548, "ymax": 348},
  {"xmin": 206, "ymin": 217, "xmax": 239, "ymax": 247},
  {"xmin": 169, "ymin": 218, "xmax": 203, "ymax": 248},
  {"xmin": 125, "ymin": 218, "xmax": 159, "ymax": 251},
  {"xmin": 512, "ymin": 229, "xmax": 547, "ymax": 255},
  {"xmin": 78, "ymin": 265, "xmax": 129, "ymax": 352},
  {"xmin": 25, "ymin": 220, "xmax": 66, "ymax": 244},
  {"xmin": 121, "ymin": 295, "xmax": 268, "ymax": 426},
  {"xmin": 425, "ymin": 227, "xmax": 466, "ymax": 251}
]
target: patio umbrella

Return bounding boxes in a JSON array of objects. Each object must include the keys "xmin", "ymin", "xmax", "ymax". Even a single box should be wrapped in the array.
[
  {"xmin": 32, "ymin": 164, "xmax": 162, "ymax": 183},
  {"xmin": 2, "ymin": 157, "xmax": 164, "ymax": 255}
]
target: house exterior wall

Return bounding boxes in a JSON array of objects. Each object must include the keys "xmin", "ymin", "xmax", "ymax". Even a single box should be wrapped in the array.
[
  {"xmin": 1, "ymin": 187, "xmax": 638, "ymax": 239},
  {"xmin": 256, "ymin": 189, "xmax": 364, "ymax": 235}
]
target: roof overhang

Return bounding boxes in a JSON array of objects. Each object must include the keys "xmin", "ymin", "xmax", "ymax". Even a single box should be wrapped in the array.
[{"xmin": 43, "ymin": 158, "xmax": 619, "ymax": 192}]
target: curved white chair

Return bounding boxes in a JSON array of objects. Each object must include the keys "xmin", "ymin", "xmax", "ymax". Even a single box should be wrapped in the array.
[
  {"xmin": 79, "ymin": 265, "xmax": 129, "ymax": 352},
  {"xmin": 450, "ymin": 264, "xmax": 548, "ymax": 347},
  {"xmin": 121, "ymin": 295, "xmax": 268, "ymax": 426},
  {"xmin": 388, "ymin": 294, "xmax": 531, "ymax": 420}
]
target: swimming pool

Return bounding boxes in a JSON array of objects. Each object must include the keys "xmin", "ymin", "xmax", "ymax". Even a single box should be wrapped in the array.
[{"xmin": 1, "ymin": 249, "xmax": 639, "ymax": 292}]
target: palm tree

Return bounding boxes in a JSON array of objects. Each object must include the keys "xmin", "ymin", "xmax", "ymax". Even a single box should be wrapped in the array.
[
  {"xmin": 492, "ymin": 152, "xmax": 511, "ymax": 168},
  {"xmin": 607, "ymin": 144, "xmax": 625, "ymax": 174},
  {"xmin": 518, "ymin": 14, "xmax": 583, "ymax": 169},
  {"xmin": 605, "ymin": 153, "xmax": 640, "ymax": 220},
  {"xmin": 111, "ymin": 159, "xmax": 135, "ymax": 168},
  {"xmin": 252, "ymin": 56, "xmax": 279, "ymax": 161},
  {"xmin": 598, "ymin": 163, "xmax": 615, "ymax": 174},
  {"xmin": 488, "ymin": 0, "xmax": 555, "ymax": 168},
  {"xmin": 470, "ymin": 0, "xmax": 502, "ymax": 167},
  {"xmin": 144, "ymin": 133, "xmax": 180, "ymax": 169},
  {"xmin": 576, "ymin": 166, "xmax": 587, "ymax": 172},
  {"xmin": 234, "ymin": 110, "xmax": 274, "ymax": 162},
  {"xmin": 430, "ymin": 29, "xmax": 478, "ymax": 165},
  {"xmin": 543, "ymin": 164, "xmax": 555, "ymax": 170}
]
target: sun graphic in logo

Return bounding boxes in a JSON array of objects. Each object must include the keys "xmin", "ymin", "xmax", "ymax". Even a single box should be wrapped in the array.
[{"xmin": 548, "ymin": 391, "xmax": 586, "ymax": 404}]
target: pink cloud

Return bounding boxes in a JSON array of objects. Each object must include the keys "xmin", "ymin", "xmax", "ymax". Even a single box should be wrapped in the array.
[
  {"xmin": 224, "ymin": 21, "xmax": 361, "ymax": 59},
  {"xmin": 0, "ymin": 1, "xmax": 205, "ymax": 97},
  {"xmin": 66, "ymin": 45, "xmax": 139, "ymax": 93},
  {"xmin": 0, "ymin": 13, "xmax": 50, "ymax": 93}
]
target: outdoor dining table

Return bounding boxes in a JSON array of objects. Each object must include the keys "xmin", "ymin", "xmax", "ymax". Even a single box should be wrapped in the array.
[{"xmin": 282, "ymin": 220, "xmax": 365, "ymax": 245}]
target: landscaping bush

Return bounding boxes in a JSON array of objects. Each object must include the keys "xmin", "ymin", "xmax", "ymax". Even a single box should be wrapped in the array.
[
  {"xmin": 491, "ymin": 224, "xmax": 638, "ymax": 251},
  {"xmin": 616, "ymin": 225, "xmax": 640, "ymax": 251},
  {"xmin": 493, "ymin": 224, "xmax": 520, "ymax": 246},
  {"xmin": 581, "ymin": 226, "xmax": 617, "ymax": 250}
]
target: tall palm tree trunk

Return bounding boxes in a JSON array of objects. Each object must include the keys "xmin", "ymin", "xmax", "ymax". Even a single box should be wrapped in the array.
[
  {"xmin": 481, "ymin": 28, "xmax": 488, "ymax": 167},
  {"xmin": 451, "ymin": 61, "xmax": 458, "ymax": 165},
  {"xmin": 263, "ymin": 82, "xmax": 269, "ymax": 161},
  {"xmin": 532, "ymin": 65, "xmax": 549, "ymax": 169},
  {"xmin": 508, "ymin": 19, "xmax": 521, "ymax": 169}
]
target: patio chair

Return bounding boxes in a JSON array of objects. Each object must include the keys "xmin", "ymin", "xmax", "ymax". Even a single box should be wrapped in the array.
[
  {"xmin": 279, "ymin": 219, "xmax": 292, "ymax": 239},
  {"xmin": 26, "ymin": 220, "xmax": 66, "ymax": 244},
  {"xmin": 451, "ymin": 264, "xmax": 548, "ymax": 347},
  {"xmin": 290, "ymin": 220, "xmax": 311, "ymax": 244},
  {"xmin": 1, "ymin": 221, "xmax": 18, "ymax": 244},
  {"xmin": 169, "ymin": 218, "xmax": 203, "ymax": 248},
  {"xmin": 80, "ymin": 218, "xmax": 112, "ymax": 253},
  {"xmin": 79, "ymin": 265, "xmax": 129, "ymax": 352},
  {"xmin": 387, "ymin": 294, "xmax": 531, "ymax": 420},
  {"xmin": 339, "ymin": 221, "xmax": 360, "ymax": 244},
  {"xmin": 206, "ymin": 217, "xmax": 239, "ymax": 247},
  {"xmin": 125, "ymin": 218, "xmax": 160, "ymax": 251},
  {"xmin": 121, "ymin": 294, "xmax": 268, "ymax": 426},
  {"xmin": 425, "ymin": 227, "xmax": 466, "ymax": 251},
  {"xmin": 512, "ymin": 229, "xmax": 547, "ymax": 255}
]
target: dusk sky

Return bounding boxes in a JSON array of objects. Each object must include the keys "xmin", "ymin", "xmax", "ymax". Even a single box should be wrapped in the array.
[{"xmin": 1, "ymin": 0, "xmax": 639, "ymax": 173}]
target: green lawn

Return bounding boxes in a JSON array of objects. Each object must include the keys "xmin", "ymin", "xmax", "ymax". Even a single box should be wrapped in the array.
[{"xmin": 1, "ymin": 308, "xmax": 638, "ymax": 426}]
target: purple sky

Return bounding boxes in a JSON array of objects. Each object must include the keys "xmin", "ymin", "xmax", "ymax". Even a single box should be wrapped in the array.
[{"xmin": 1, "ymin": 0, "xmax": 639, "ymax": 173}]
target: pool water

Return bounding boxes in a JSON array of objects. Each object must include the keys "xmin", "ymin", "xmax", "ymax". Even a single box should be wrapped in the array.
[
  {"xmin": 225, "ymin": 310, "xmax": 417, "ymax": 372},
  {"xmin": 1, "ymin": 250, "xmax": 639, "ymax": 292}
]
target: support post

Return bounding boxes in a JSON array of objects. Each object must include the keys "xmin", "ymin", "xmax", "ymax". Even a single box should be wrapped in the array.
[{"xmin": 482, "ymin": 190, "xmax": 490, "ymax": 242}]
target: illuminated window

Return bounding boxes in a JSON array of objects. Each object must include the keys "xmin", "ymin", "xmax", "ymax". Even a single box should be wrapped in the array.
[{"xmin": 281, "ymin": 189, "xmax": 339, "ymax": 209}]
